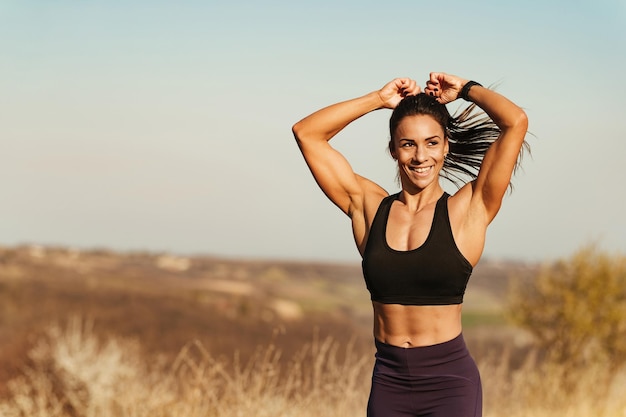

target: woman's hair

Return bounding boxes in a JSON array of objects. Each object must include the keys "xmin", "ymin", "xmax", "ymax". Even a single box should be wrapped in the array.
[{"xmin": 388, "ymin": 92, "xmax": 529, "ymax": 188}]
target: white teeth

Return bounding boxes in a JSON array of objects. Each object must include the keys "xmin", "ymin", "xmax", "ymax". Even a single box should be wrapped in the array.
[{"xmin": 412, "ymin": 166, "xmax": 431, "ymax": 173}]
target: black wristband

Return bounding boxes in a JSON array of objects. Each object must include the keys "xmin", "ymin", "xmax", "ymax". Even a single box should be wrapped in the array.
[{"xmin": 460, "ymin": 81, "xmax": 482, "ymax": 101}]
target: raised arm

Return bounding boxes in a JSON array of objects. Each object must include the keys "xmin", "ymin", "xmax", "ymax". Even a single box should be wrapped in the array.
[
  {"xmin": 425, "ymin": 72, "xmax": 528, "ymax": 223},
  {"xmin": 292, "ymin": 78, "xmax": 420, "ymax": 216}
]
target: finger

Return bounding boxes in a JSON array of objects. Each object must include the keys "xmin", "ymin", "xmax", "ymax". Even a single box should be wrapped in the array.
[
  {"xmin": 426, "ymin": 79, "xmax": 439, "ymax": 89},
  {"xmin": 399, "ymin": 78, "xmax": 418, "ymax": 96},
  {"xmin": 424, "ymin": 83, "xmax": 438, "ymax": 98},
  {"xmin": 407, "ymin": 86, "xmax": 421, "ymax": 96},
  {"xmin": 392, "ymin": 78, "xmax": 406, "ymax": 91},
  {"xmin": 395, "ymin": 79, "xmax": 407, "ymax": 95},
  {"xmin": 429, "ymin": 72, "xmax": 444, "ymax": 83},
  {"xmin": 425, "ymin": 82, "xmax": 439, "ymax": 97},
  {"xmin": 406, "ymin": 79, "xmax": 420, "ymax": 95}
]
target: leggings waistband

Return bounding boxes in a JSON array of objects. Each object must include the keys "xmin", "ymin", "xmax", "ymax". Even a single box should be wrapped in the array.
[{"xmin": 374, "ymin": 333, "xmax": 469, "ymax": 371}]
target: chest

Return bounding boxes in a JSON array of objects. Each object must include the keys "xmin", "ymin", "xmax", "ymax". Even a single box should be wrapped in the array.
[{"xmin": 385, "ymin": 203, "xmax": 437, "ymax": 252}]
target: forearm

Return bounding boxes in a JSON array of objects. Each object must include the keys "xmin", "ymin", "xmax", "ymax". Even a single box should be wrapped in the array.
[{"xmin": 292, "ymin": 91, "xmax": 385, "ymax": 143}]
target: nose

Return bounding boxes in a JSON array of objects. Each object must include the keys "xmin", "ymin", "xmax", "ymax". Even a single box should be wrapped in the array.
[{"xmin": 412, "ymin": 145, "xmax": 427, "ymax": 163}]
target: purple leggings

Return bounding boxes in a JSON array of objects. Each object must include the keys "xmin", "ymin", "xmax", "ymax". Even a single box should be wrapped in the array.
[{"xmin": 367, "ymin": 333, "xmax": 482, "ymax": 417}]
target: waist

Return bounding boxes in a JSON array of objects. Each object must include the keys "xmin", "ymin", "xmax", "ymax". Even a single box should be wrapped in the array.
[
  {"xmin": 374, "ymin": 332, "xmax": 469, "ymax": 368},
  {"xmin": 373, "ymin": 302, "xmax": 462, "ymax": 348}
]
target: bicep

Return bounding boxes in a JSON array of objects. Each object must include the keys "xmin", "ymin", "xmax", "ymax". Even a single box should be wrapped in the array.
[{"xmin": 297, "ymin": 139, "xmax": 364, "ymax": 216}]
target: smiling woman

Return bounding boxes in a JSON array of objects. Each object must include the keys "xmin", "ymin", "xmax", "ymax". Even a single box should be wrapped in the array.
[{"xmin": 292, "ymin": 72, "xmax": 529, "ymax": 417}]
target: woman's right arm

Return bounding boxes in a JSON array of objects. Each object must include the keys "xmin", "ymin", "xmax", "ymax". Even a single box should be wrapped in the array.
[{"xmin": 291, "ymin": 78, "xmax": 419, "ymax": 216}]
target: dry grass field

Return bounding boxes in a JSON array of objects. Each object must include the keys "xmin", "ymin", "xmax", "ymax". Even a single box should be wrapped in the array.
[{"xmin": 1, "ymin": 245, "xmax": 624, "ymax": 416}]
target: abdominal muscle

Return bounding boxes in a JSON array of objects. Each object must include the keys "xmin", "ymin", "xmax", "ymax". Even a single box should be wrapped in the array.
[{"xmin": 372, "ymin": 301, "xmax": 463, "ymax": 348}]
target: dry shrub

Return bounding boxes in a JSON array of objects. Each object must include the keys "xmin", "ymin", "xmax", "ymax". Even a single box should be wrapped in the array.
[
  {"xmin": 0, "ymin": 317, "xmax": 371, "ymax": 417},
  {"xmin": 497, "ymin": 244, "xmax": 626, "ymax": 417},
  {"xmin": 508, "ymin": 245, "xmax": 626, "ymax": 368},
  {"xmin": 0, "ymin": 317, "xmax": 175, "ymax": 417}
]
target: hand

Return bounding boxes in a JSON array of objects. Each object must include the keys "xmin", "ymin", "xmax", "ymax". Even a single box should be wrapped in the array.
[
  {"xmin": 424, "ymin": 72, "xmax": 469, "ymax": 104},
  {"xmin": 377, "ymin": 78, "xmax": 420, "ymax": 109}
]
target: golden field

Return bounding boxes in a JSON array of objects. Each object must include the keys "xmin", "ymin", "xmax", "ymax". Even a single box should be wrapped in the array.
[{"xmin": 0, "ymin": 245, "xmax": 624, "ymax": 416}]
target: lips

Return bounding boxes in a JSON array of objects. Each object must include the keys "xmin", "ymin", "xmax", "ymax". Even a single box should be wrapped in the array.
[{"xmin": 409, "ymin": 166, "xmax": 433, "ymax": 175}]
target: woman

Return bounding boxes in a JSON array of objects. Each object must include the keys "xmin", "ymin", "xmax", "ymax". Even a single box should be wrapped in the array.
[{"xmin": 291, "ymin": 72, "xmax": 528, "ymax": 417}]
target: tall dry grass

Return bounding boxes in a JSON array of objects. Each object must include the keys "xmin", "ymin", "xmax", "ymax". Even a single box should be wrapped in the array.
[
  {"xmin": 0, "ymin": 317, "xmax": 371, "ymax": 417},
  {"xmin": 1, "ymin": 318, "xmax": 625, "ymax": 417},
  {"xmin": 481, "ymin": 347, "xmax": 626, "ymax": 417}
]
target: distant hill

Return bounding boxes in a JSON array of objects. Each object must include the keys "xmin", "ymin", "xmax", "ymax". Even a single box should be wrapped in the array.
[{"xmin": 0, "ymin": 244, "xmax": 538, "ymax": 395}]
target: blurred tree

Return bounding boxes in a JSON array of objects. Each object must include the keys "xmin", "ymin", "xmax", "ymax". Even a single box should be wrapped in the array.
[{"xmin": 507, "ymin": 245, "xmax": 626, "ymax": 367}]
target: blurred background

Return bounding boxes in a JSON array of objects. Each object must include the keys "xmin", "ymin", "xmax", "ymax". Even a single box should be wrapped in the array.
[
  {"xmin": 1, "ymin": 0, "xmax": 625, "ymax": 263},
  {"xmin": 1, "ymin": 1, "xmax": 625, "ymax": 416}
]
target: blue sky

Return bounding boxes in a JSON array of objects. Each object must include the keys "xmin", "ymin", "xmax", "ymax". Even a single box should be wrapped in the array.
[{"xmin": 1, "ymin": 1, "xmax": 625, "ymax": 263}]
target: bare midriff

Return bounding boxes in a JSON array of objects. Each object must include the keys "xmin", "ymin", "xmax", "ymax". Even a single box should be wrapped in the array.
[{"xmin": 372, "ymin": 301, "xmax": 463, "ymax": 348}]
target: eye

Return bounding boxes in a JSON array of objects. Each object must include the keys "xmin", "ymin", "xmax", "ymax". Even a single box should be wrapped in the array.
[{"xmin": 400, "ymin": 141, "xmax": 415, "ymax": 148}]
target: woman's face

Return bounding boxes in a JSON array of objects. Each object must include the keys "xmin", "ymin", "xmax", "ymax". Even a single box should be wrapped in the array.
[{"xmin": 390, "ymin": 114, "xmax": 448, "ymax": 192}]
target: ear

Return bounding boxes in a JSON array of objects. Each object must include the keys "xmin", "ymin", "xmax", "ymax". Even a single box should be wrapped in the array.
[
  {"xmin": 444, "ymin": 137, "xmax": 449, "ymax": 156},
  {"xmin": 388, "ymin": 139, "xmax": 397, "ymax": 160}
]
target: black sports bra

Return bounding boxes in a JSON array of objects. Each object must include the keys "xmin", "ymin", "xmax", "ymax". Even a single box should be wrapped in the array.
[{"xmin": 361, "ymin": 192, "xmax": 473, "ymax": 305}]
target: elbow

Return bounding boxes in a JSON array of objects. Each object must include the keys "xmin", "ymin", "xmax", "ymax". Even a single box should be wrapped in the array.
[
  {"xmin": 501, "ymin": 108, "xmax": 528, "ymax": 134},
  {"xmin": 291, "ymin": 121, "xmax": 304, "ymax": 143},
  {"xmin": 292, "ymin": 120, "xmax": 317, "ymax": 147},
  {"xmin": 512, "ymin": 109, "xmax": 528, "ymax": 131}
]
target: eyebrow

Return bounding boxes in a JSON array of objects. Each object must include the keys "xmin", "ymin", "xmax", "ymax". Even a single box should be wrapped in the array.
[{"xmin": 398, "ymin": 135, "xmax": 441, "ymax": 142}]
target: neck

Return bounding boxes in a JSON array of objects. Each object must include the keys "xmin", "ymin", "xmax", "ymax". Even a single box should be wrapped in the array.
[{"xmin": 398, "ymin": 185, "xmax": 444, "ymax": 213}]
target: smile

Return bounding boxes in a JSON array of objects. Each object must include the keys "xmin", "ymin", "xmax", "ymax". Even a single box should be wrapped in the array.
[{"xmin": 409, "ymin": 166, "xmax": 433, "ymax": 174}]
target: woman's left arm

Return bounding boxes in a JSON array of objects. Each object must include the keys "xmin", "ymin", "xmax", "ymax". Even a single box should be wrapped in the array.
[{"xmin": 425, "ymin": 72, "xmax": 528, "ymax": 223}]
